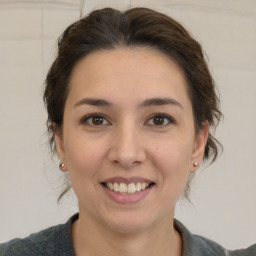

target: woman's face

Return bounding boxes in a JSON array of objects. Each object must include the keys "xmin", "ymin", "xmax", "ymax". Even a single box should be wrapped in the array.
[{"xmin": 55, "ymin": 47, "xmax": 208, "ymax": 233}]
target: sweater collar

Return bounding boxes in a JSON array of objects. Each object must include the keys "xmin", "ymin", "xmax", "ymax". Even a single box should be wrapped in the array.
[{"xmin": 60, "ymin": 214, "xmax": 226, "ymax": 256}]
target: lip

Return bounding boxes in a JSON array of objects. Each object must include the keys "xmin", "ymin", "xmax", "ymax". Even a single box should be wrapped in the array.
[
  {"xmin": 101, "ymin": 184, "xmax": 154, "ymax": 204},
  {"xmin": 100, "ymin": 176, "xmax": 155, "ymax": 204},
  {"xmin": 102, "ymin": 176, "xmax": 154, "ymax": 184}
]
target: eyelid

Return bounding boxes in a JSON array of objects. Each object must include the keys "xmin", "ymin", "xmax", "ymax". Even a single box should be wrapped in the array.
[
  {"xmin": 145, "ymin": 113, "xmax": 175, "ymax": 126},
  {"xmin": 80, "ymin": 113, "xmax": 111, "ymax": 126},
  {"xmin": 79, "ymin": 112, "xmax": 175, "ymax": 127}
]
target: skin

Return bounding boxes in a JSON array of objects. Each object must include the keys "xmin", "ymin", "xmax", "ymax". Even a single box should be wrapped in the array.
[{"xmin": 55, "ymin": 47, "xmax": 208, "ymax": 256}]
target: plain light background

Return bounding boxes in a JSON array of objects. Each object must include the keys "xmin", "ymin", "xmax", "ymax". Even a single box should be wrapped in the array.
[{"xmin": 0, "ymin": 0, "xmax": 255, "ymax": 250}]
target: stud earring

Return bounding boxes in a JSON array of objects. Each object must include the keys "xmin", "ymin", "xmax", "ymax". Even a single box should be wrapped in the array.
[
  {"xmin": 59, "ymin": 163, "xmax": 65, "ymax": 170},
  {"xmin": 193, "ymin": 162, "xmax": 198, "ymax": 167}
]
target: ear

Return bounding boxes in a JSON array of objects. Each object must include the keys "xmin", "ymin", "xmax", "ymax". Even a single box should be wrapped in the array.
[
  {"xmin": 54, "ymin": 126, "xmax": 68, "ymax": 172},
  {"xmin": 190, "ymin": 121, "xmax": 209, "ymax": 172}
]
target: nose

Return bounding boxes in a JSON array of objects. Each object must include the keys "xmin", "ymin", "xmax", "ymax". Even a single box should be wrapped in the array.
[{"xmin": 107, "ymin": 122, "xmax": 147, "ymax": 169}]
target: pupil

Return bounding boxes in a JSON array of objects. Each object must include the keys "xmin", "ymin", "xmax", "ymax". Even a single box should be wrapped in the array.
[
  {"xmin": 154, "ymin": 116, "xmax": 164, "ymax": 125},
  {"xmin": 92, "ymin": 116, "xmax": 103, "ymax": 125}
]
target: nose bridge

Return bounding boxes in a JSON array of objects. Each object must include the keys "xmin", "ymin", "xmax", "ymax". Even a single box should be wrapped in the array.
[{"xmin": 108, "ymin": 118, "xmax": 146, "ymax": 168}]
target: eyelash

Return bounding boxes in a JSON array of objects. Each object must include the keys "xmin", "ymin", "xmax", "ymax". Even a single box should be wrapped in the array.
[
  {"xmin": 146, "ymin": 113, "xmax": 175, "ymax": 127},
  {"xmin": 80, "ymin": 113, "xmax": 175, "ymax": 127},
  {"xmin": 80, "ymin": 113, "xmax": 110, "ymax": 126}
]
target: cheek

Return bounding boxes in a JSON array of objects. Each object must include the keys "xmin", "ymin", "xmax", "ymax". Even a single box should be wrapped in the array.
[
  {"xmin": 64, "ymin": 136, "xmax": 108, "ymax": 203},
  {"xmin": 151, "ymin": 139, "xmax": 193, "ymax": 192},
  {"xmin": 65, "ymin": 135, "xmax": 106, "ymax": 180},
  {"xmin": 152, "ymin": 138, "xmax": 193, "ymax": 170}
]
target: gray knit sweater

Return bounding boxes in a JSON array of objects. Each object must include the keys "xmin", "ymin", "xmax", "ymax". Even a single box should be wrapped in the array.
[{"xmin": 1, "ymin": 214, "xmax": 255, "ymax": 256}]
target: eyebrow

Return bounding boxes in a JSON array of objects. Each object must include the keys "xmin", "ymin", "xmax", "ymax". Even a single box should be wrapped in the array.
[
  {"xmin": 74, "ymin": 97, "xmax": 183, "ymax": 109},
  {"xmin": 139, "ymin": 98, "xmax": 183, "ymax": 109},
  {"xmin": 74, "ymin": 98, "xmax": 112, "ymax": 107}
]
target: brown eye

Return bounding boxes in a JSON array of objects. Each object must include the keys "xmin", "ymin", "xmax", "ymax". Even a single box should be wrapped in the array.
[
  {"xmin": 146, "ymin": 114, "xmax": 174, "ymax": 126},
  {"xmin": 153, "ymin": 116, "xmax": 165, "ymax": 125},
  {"xmin": 81, "ymin": 114, "xmax": 110, "ymax": 126},
  {"xmin": 91, "ymin": 116, "xmax": 104, "ymax": 125}
]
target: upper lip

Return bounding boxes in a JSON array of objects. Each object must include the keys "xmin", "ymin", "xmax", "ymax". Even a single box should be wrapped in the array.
[{"xmin": 101, "ymin": 176, "xmax": 154, "ymax": 184}]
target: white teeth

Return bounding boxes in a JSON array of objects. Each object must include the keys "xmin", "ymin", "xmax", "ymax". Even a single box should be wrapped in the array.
[
  {"xmin": 105, "ymin": 182, "xmax": 150, "ymax": 194},
  {"xmin": 128, "ymin": 183, "xmax": 136, "ymax": 194},
  {"xmin": 108, "ymin": 182, "xmax": 114, "ymax": 190},
  {"xmin": 136, "ymin": 182, "xmax": 142, "ymax": 191},
  {"xmin": 119, "ymin": 183, "xmax": 127, "ymax": 193},
  {"xmin": 113, "ymin": 182, "xmax": 119, "ymax": 192}
]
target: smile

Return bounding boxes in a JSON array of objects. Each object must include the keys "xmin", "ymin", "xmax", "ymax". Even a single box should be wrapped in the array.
[
  {"xmin": 101, "ymin": 177, "xmax": 155, "ymax": 203},
  {"xmin": 103, "ymin": 182, "xmax": 151, "ymax": 194}
]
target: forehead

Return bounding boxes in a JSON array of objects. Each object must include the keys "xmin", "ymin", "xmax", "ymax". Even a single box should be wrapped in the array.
[{"xmin": 68, "ymin": 47, "xmax": 190, "ymax": 107}]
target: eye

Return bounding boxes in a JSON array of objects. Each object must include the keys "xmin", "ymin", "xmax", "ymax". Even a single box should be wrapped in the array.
[
  {"xmin": 80, "ymin": 114, "xmax": 110, "ymax": 126},
  {"xmin": 146, "ymin": 113, "xmax": 174, "ymax": 126}
]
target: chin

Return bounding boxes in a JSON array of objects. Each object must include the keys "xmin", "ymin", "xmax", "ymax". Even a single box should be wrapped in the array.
[
  {"xmin": 101, "ymin": 210, "xmax": 160, "ymax": 234},
  {"xmin": 108, "ymin": 220, "xmax": 149, "ymax": 234}
]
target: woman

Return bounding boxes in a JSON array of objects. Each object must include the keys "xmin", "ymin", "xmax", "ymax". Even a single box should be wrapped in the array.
[{"xmin": 0, "ymin": 7, "xmax": 255, "ymax": 256}]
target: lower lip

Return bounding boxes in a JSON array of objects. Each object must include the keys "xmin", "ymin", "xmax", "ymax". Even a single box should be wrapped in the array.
[{"xmin": 102, "ymin": 185, "xmax": 153, "ymax": 204}]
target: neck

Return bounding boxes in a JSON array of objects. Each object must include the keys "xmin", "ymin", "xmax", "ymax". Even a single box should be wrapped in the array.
[{"xmin": 72, "ymin": 211, "xmax": 182, "ymax": 256}]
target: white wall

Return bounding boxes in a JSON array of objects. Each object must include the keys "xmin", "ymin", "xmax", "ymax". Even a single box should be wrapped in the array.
[{"xmin": 0, "ymin": 0, "xmax": 255, "ymax": 250}]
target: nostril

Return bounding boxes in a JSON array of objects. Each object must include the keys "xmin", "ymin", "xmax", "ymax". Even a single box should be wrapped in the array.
[{"xmin": 107, "ymin": 140, "xmax": 147, "ymax": 169}]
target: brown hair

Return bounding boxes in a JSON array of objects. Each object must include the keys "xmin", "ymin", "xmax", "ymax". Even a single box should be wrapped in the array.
[{"xmin": 44, "ymin": 7, "xmax": 222, "ymax": 201}]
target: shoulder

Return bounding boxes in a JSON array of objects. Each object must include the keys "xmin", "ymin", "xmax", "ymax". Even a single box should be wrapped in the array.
[
  {"xmin": 227, "ymin": 244, "xmax": 256, "ymax": 256},
  {"xmin": 174, "ymin": 219, "xmax": 256, "ymax": 256},
  {"xmin": 0, "ymin": 224, "xmax": 61, "ymax": 256},
  {"xmin": 191, "ymin": 234, "xmax": 256, "ymax": 256},
  {"xmin": 0, "ymin": 214, "xmax": 78, "ymax": 256}
]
